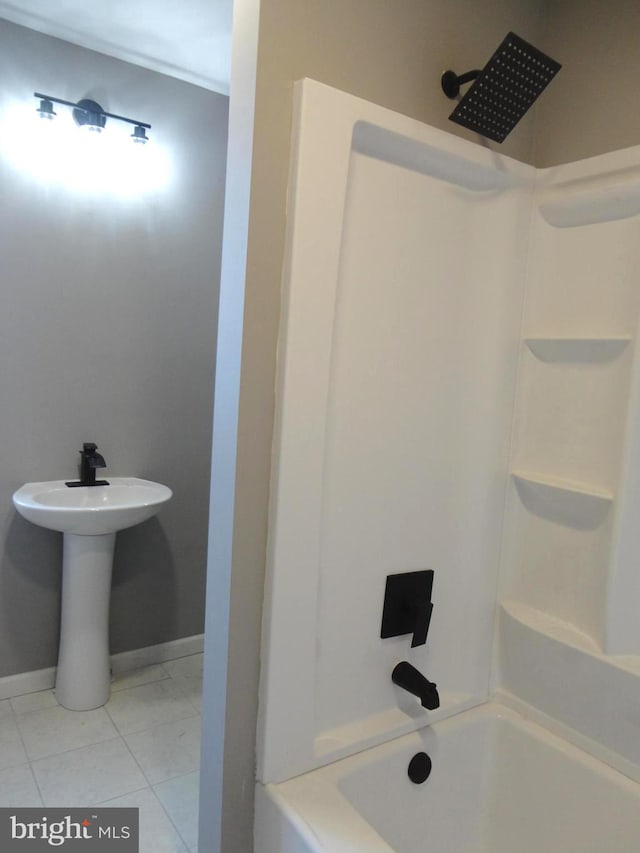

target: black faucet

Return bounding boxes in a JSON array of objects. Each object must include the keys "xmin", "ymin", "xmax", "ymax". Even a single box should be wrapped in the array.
[
  {"xmin": 392, "ymin": 661, "xmax": 440, "ymax": 710},
  {"xmin": 66, "ymin": 443, "xmax": 109, "ymax": 487}
]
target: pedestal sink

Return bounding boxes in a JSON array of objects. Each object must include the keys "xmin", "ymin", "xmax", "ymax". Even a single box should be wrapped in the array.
[{"xmin": 12, "ymin": 478, "xmax": 172, "ymax": 711}]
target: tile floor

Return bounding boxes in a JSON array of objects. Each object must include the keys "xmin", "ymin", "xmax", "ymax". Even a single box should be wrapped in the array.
[{"xmin": 0, "ymin": 653, "xmax": 203, "ymax": 853}]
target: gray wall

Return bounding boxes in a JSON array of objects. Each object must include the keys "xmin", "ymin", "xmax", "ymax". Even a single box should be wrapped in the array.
[
  {"xmin": 535, "ymin": 0, "xmax": 640, "ymax": 166},
  {"xmin": 0, "ymin": 19, "xmax": 228, "ymax": 677},
  {"xmin": 211, "ymin": 2, "xmax": 549, "ymax": 850}
]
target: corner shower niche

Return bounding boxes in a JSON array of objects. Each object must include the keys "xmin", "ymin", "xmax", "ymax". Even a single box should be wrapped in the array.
[
  {"xmin": 257, "ymin": 81, "xmax": 640, "ymax": 822},
  {"xmin": 500, "ymin": 151, "xmax": 640, "ymax": 655},
  {"xmin": 495, "ymin": 151, "xmax": 640, "ymax": 779}
]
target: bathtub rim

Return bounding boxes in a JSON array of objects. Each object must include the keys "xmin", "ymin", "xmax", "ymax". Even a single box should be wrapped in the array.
[{"xmin": 255, "ymin": 698, "xmax": 640, "ymax": 853}]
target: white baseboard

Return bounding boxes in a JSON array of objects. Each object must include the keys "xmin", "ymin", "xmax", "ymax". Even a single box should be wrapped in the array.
[
  {"xmin": 0, "ymin": 668, "xmax": 55, "ymax": 702},
  {"xmin": 0, "ymin": 634, "xmax": 205, "ymax": 701},
  {"xmin": 110, "ymin": 634, "xmax": 204, "ymax": 675}
]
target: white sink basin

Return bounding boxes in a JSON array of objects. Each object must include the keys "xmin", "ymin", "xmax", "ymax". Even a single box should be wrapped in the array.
[{"xmin": 13, "ymin": 477, "xmax": 172, "ymax": 536}]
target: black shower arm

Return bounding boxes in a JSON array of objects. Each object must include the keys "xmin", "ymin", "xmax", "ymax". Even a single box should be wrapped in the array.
[{"xmin": 441, "ymin": 69, "xmax": 481, "ymax": 99}]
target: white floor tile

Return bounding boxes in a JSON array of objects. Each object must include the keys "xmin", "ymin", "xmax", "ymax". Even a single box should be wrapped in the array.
[
  {"xmin": 124, "ymin": 715, "xmax": 201, "ymax": 785},
  {"xmin": 16, "ymin": 704, "xmax": 118, "ymax": 761},
  {"xmin": 98, "ymin": 786, "xmax": 187, "ymax": 853},
  {"xmin": 32, "ymin": 737, "xmax": 148, "ymax": 806},
  {"xmin": 0, "ymin": 699, "xmax": 14, "ymax": 718},
  {"xmin": 0, "ymin": 714, "xmax": 28, "ymax": 770},
  {"xmin": 105, "ymin": 680, "xmax": 198, "ymax": 735},
  {"xmin": 1, "ymin": 653, "xmax": 203, "ymax": 851},
  {"xmin": 162, "ymin": 654, "xmax": 203, "ymax": 680},
  {"xmin": 111, "ymin": 664, "xmax": 169, "ymax": 693},
  {"xmin": 10, "ymin": 689, "xmax": 57, "ymax": 715},
  {"xmin": 170, "ymin": 675, "xmax": 202, "ymax": 713},
  {"xmin": 154, "ymin": 771, "xmax": 199, "ymax": 850},
  {"xmin": 0, "ymin": 764, "xmax": 43, "ymax": 806}
]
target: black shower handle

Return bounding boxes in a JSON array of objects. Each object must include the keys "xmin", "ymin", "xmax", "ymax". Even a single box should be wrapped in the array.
[
  {"xmin": 380, "ymin": 570, "xmax": 435, "ymax": 648},
  {"xmin": 410, "ymin": 599, "xmax": 433, "ymax": 648}
]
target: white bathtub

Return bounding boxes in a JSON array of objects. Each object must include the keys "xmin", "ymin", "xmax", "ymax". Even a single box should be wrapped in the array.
[{"xmin": 255, "ymin": 703, "xmax": 640, "ymax": 852}]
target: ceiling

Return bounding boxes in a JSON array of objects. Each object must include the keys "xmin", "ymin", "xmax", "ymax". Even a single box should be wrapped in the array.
[{"xmin": 0, "ymin": 0, "xmax": 232, "ymax": 94}]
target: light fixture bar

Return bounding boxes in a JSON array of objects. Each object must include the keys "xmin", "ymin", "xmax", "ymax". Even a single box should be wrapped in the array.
[{"xmin": 33, "ymin": 92, "xmax": 151, "ymax": 131}]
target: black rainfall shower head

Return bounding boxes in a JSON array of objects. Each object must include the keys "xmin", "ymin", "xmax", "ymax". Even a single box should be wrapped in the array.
[{"xmin": 441, "ymin": 32, "xmax": 561, "ymax": 143}]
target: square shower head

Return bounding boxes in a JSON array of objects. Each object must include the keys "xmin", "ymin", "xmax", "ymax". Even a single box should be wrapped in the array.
[{"xmin": 447, "ymin": 32, "xmax": 561, "ymax": 143}]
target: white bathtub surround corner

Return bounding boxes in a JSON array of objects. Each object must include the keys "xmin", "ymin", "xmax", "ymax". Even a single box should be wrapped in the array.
[
  {"xmin": 491, "ymin": 142, "xmax": 640, "ymax": 785},
  {"xmin": 497, "ymin": 602, "xmax": 640, "ymax": 780},
  {"xmin": 498, "ymin": 146, "xmax": 640, "ymax": 652},
  {"xmin": 255, "ymin": 80, "xmax": 640, "ymax": 850}
]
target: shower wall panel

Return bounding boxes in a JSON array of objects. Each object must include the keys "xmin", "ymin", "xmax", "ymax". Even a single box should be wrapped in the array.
[
  {"xmin": 499, "ymin": 146, "xmax": 640, "ymax": 653},
  {"xmin": 257, "ymin": 80, "xmax": 532, "ymax": 784}
]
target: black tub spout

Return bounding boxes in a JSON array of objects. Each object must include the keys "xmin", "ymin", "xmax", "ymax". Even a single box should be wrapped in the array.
[{"xmin": 392, "ymin": 661, "xmax": 440, "ymax": 710}]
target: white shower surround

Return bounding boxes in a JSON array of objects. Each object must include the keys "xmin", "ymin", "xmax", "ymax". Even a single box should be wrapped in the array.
[
  {"xmin": 258, "ymin": 80, "xmax": 532, "ymax": 784},
  {"xmin": 257, "ymin": 79, "xmax": 640, "ymax": 846}
]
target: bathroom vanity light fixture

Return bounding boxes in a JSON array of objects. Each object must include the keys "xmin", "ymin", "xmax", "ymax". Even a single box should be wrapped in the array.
[{"xmin": 34, "ymin": 92, "xmax": 151, "ymax": 143}]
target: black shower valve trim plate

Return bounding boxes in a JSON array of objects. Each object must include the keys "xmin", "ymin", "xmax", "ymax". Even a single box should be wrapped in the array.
[{"xmin": 380, "ymin": 570, "xmax": 434, "ymax": 648}]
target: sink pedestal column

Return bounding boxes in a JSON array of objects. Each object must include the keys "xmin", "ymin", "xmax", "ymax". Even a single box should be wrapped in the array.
[{"xmin": 55, "ymin": 532, "xmax": 116, "ymax": 711}]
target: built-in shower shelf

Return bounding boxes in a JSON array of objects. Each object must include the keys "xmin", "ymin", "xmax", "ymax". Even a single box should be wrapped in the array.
[
  {"xmin": 512, "ymin": 472, "xmax": 613, "ymax": 501},
  {"xmin": 524, "ymin": 337, "xmax": 631, "ymax": 363},
  {"xmin": 512, "ymin": 472, "xmax": 613, "ymax": 529},
  {"xmin": 539, "ymin": 177, "xmax": 640, "ymax": 227},
  {"xmin": 501, "ymin": 601, "xmax": 603, "ymax": 657},
  {"xmin": 502, "ymin": 601, "xmax": 640, "ymax": 677}
]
